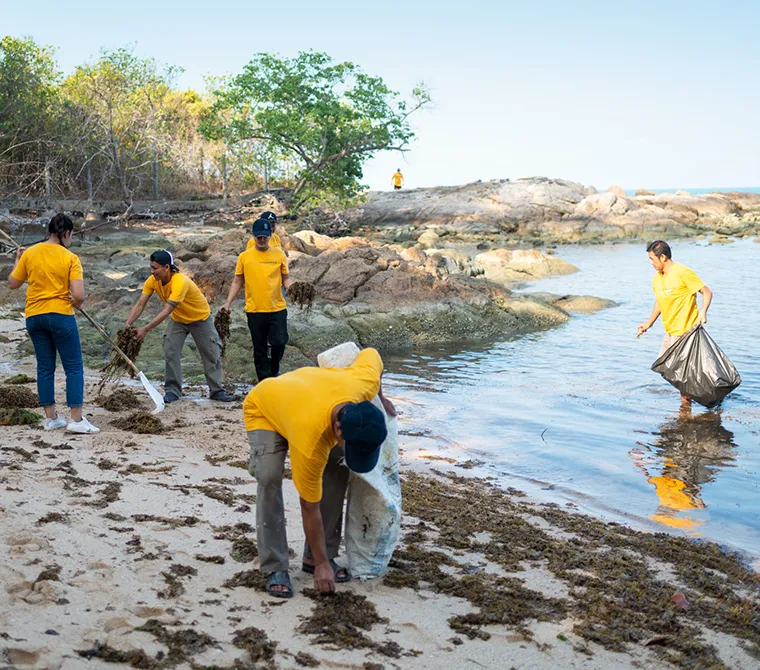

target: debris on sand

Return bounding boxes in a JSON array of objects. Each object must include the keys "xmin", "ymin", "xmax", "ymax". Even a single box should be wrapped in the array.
[
  {"xmin": 111, "ymin": 412, "xmax": 166, "ymax": 434},
  {"xmin": 0, "ymin": 385, "xmax": 39, "ymax": 408},
  {"xmin": 286, "ymin": 281, "xmax": 316, "ymax": 311},
  {"xmin": 222, "ymin": 570, "xmax": 267, "ymax": 592},
  {"xmin": 230, "ymin": 536, "xmax": 258, "ymax": 563},
  {"xmin": 0, "ymin": 408, "xmax": 42, "ymax": 425},
  {"xmin": 36, "ymin": 512, "xmax": 69, "ymax": 525},
  {"xmin": 76, "ymin": 643, "xmax": 158, "ymax": 668},
  {"xmin": 295, "ymin": 651, "xmax": 321, "ymax": 667},
  {"xmin": 101, "ymin": 327, "xmax": 142, "ymax": 382},
  {"xmin": 299, "ymin": 589, "xmax": 389, "ymax": 651},
  {"xmin": 5, "ymin": 373, "xmax": 35, "ymax": 384},
  {"xmin": 214, "ymin": 309, "xmax": 232, "ymax": 354},
  {"xmin": 232, "ymin": 626, "xmax": 278, "ymax": 663},
  {"xmin": 135, "ymin": 619, "xmax": 216, "ymax": 664},
  {"xmin": 99, "ymin": 388, "xmax": 144, "ymax": 412}
]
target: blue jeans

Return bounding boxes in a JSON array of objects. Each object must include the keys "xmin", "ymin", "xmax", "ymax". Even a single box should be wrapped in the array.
[{"xmin": 26, "ymin": 313, "xmax": 84, "ymax": 408}]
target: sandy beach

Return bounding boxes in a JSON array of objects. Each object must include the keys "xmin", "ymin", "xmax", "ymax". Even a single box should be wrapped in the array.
[{"xmin": 1, "ymin": 310, "xmax": 759, "ymax": 670}]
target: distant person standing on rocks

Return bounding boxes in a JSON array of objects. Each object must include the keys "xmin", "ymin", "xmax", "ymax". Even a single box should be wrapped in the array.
[
  {"xmin": 222, "ymin": 218, "xmax": 292, "ymax": 382},
  {"xmin": 391, "ymin": 169, "xmax": 404, "ymax": 190},
  {"xmin": 8, "ymin": 214, "xmax": 99, "ymax": 434},
  {"xmin": 125, "ymin": 250, "xmax": 233, "ymax": 404},
  {"xmin": 243, "ymin": 346, "xmax": 395, "ymax": 597},
  {"xmin": 637, "ymin": 240, "xmax": 712, "ymax": 405}
]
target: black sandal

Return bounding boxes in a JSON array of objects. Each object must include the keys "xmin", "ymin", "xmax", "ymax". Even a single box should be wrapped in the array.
[
  {"xmin": 266, "ymin": 570, "xmax": 294, "ymax": 598},
  {"xmin": 301, "ymin": 558, "xmax": 351, "ymax": 583}
]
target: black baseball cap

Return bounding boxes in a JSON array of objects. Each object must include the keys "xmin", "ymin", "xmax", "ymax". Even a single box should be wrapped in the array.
[
  {"xmin": 150, "ymin": 250, "xmax": 179, "ymax": 272},
  {"xmin": 259, "ymin": 210, "xmax": 278, "ymax": 222},
  {"xmin": 340, "ymin": 401, "xmax": 388, "ymax": 473},
  {"xmin": 252, "ymin": 218, "xmax": 272, "ymax": 237}
]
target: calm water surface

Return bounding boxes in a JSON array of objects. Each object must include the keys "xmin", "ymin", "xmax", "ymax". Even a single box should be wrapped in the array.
[{"xmin": 383, "ymin": 240, "xmax": 760, "ymax": 560}]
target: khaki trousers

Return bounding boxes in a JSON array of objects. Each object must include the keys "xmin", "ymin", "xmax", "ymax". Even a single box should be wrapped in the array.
[
  {"xmin": 248, "ymin": 429, "xmax": 349, "ymax": 574},
  {"xmin": 163, "ymin": 316, "xmax": 224, "ymax": 397}
]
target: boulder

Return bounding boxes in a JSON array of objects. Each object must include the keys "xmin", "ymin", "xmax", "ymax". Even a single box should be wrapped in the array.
[
  {"xmin": 292, "ymin": 230, "xmax": 336, "ymax": 250},
  {"xmin": 474, "ymin": 249, "xmax": 578, "ymax": 286},
  {"xmin": 635, "ymin": 188, "xmax": 656, "ymax": 196},
  {"xmin": 607, "ymin": 185, "xmax": 627, "ymax": 197},
  {"xmin": 417, "ymin": 230, "xmax": 440, "ymax": 248},
  {"xmin": 530, "ymin": 292, "xmax": 618, "ymax": 313}
]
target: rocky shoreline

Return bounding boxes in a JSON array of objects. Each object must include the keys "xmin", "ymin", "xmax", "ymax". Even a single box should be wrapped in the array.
[{"xmin": 353, "ymin": 178, "xmax": 760, "ymax": 247}]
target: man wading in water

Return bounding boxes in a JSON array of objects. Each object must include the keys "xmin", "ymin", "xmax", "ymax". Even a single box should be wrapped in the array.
[
  {"xmin": 125, "ymin": 250, "xmax": 233, "ymax": 404},
  {"xmin": 222, "ymin": 218, "xmax": 291, "ymax": 382},
  {"xmin": 637, "ymin": 240, "xmax": 713, "ymax": 405},
  {"xmin": 243, "ymin": 347, "xmax": 396, "ymax": 597}
]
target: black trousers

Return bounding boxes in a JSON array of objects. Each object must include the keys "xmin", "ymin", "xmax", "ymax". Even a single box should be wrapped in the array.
[{"xmin": 247, "ymin": 310, "xmax": 288, "ymax": 382}]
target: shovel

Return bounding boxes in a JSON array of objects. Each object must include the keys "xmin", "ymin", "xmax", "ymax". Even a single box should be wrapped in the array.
[
  {"xmin": 0, "ymin": 227, "xmax": 164, "ymax": 414},
  {"xmin": 78, "ymin": 309, "xmax": 165, "ymax": 415}
]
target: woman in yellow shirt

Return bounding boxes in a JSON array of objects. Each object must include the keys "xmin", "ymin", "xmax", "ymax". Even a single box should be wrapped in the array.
[{"xmin": 8, "ymin": 214, "xmax": 99, "ymax": 434}]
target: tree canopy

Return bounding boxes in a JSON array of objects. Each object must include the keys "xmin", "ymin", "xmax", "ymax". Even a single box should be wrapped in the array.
[{"xmin": 204, "ymin": 51, "xmax": 430, "ymax": 208}]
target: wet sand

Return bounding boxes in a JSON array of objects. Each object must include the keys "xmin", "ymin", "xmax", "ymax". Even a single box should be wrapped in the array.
[{"xmin": 1, "ymin": 315, "xmax": 759, "ymax": 669}]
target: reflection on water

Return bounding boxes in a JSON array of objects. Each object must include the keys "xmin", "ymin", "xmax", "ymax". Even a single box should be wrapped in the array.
[
  {"xmin": 630, "ymin": 409, "xmax": 736, "ymax": 531},
  {"xmin": 383, "ymin": 240, "xmax": 760, "ymax": 558}
]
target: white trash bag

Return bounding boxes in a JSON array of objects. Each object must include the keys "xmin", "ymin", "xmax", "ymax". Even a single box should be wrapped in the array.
[{"xmin": 318, "ymin": 342, "xmax": 402, "ymax": 578}]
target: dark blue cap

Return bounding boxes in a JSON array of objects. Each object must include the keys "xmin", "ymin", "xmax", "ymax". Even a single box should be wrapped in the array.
[
  {"xmin": 252, "ymin": 218, "xmax": 272, "ymax": 237},
  {"xmin": 340, "ymin": 401, "xmax": 387, "ymax": 473},
  {"xmin": 150, "ymin": 249, "xmax": 179, "ymax": 272}
]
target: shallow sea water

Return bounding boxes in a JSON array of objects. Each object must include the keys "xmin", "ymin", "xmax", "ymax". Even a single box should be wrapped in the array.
[{"xmin": 383, "ymin": 239, "xmax": 760, "ymax": 560}]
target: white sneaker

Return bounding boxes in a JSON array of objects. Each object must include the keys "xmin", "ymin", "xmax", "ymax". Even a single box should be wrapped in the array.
[
  {"xmin": 43, "ymin": 415, "xmax": 67, "ymax": 431},
  {"xmin": 66, "ymin": 418, "xmax": 100, "ymax": 434}
]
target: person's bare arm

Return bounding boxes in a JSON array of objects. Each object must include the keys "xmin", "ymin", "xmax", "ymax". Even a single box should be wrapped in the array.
[
  {"xmin": 135, "ymin": 302, "xmax": 176, "ymax": 341},
  {"xmin": 698, "ymin": 285, "xmax": 712, "ymax": 324},
  {"xmin": 637, "ymin": 302, "xmax": 661, "ymax": 335},
  {"xmin": 70, "ymin": 279, "xmax": 85, "ymax": 309},
  {"xmin": 126, "ymin": 293, "xmax": 152, "ymax": 327},
  {"xmin": 222, "ymin": 275, "xmax": 244, "ymax": 311},
  {"xmin": 283, "ymin": 274, "xmax": 293, "ymax": 291},
  {"xmin": 299, "ymin": 499, "xmax": 335, "ymax": 594},
  {"xmin": 7, "ymin": 246, "xmax": 25, "ymax": 289}
]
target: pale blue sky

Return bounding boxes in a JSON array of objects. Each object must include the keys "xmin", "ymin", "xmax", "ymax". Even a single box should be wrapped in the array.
[{"xmin": 4, "ymin": 0, "xmax": 759, "ymax": 192}]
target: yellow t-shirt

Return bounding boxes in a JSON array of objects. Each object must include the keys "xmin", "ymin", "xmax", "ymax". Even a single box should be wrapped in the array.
[
  {"xmin": 246, "ymin": 232, "xmax": 281, "ymax": 251},
  {"xmin": 392, "ymin": 172, "xmax": 404, "ymax": 186},
  {"xmin": 243, "ymin": 348, "xmax": 384, "ymax": 502},
  {"xmin": 10, "ymin": 243, "xmax": 83, "ymax": 318},
  {"xmin": 652, "ymin": 262, "xmax": 705, "ymax": 337},
  {"xmin": 235, "ymin": 247, "xmax": 288, "ymax": 313},
  {"xmin": 142, "ymin": 273, "xmax": 210, "ymax": 324}
]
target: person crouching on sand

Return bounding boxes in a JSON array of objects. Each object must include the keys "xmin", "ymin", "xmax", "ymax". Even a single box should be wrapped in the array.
[
  {"xmin": 243, "ymin": 346, "xmax": 396, "ymax": 598},
  {"xmin": 125, "ymin": 250, "xmax": 233, "ymax": 404},
  {"xmin": 8, "ymin": 213, "xmax": 99, "ymax": 433}
]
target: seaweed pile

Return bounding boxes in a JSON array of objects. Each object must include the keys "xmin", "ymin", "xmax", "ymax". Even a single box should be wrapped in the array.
[
  {"xmin": 99, "ymin": 388, "xmax": 144, "ymax": 412},
  {"xmin": 214, "ymin": 309, "xmax": 231, "ymax": 354},
  {"xmin": 5, "ymin": 373, "xmax": 35, "ymax": 384},
  {"xmin": 111, "ymin": 411, "xmax": 166, "ymax": 435},
  {"xmin": 387, "ymin": 471, "xmax": 760, "ymax": 667},
  {"xmin": 0, "ymin": 408, "xmax": 42, "ymax": 425},
  {"xmin": 287, "ymin": 281, "xmax": 316, "ymax": 311},
  {"xmin": 101, "ymin": 327, "xmax": 142, "ymax": 382},
  {"xmin": 0, "ymin": 385, "xmax": 39, "ymax": 408}
]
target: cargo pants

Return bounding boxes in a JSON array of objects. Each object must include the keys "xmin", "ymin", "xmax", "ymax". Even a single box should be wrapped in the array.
[
  {"xmin": 247, "ymin": 429, "xmax": 349, "ymax": 574},
  {"xmin": 163, "ymin": 316, "xmax": 225, "ymax": 398}
]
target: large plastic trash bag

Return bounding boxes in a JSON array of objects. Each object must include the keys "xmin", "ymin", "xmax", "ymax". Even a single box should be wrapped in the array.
[
  {"xmin": 651, "ymin": 325, "xmax": 741, "ymax": 407},
  {"xmin": 317, "ymin": 342, "xmax": 401, "ymax": 578}
]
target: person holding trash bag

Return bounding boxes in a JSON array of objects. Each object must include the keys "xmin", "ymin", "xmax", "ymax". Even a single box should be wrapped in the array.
[
  {"xmin": 636, "ymin": 240, "xmax": 714, "ymax": 404},
  {"xmin": 242, "ymin": 347, "xmax": 396, "ymax": 598},
  {"xmin": 125, "ymin": 250, "xmax": 234, "ymax": 404},
  {"xmin": 8, "ymin": 214, "xmax": 99, "ymax": 434}
]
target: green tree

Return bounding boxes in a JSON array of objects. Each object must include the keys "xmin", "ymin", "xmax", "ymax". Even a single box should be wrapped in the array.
[
  {"xmin": 203, "ymin": 51, "xmax": 430, "ymax": 208},
  {"xmin": 63, "ymin": 47, "xmax": 183, "ymax": 201},
  {"xmin": 0, "ymin": 36, "xmax": 61, "ymax": 195}
]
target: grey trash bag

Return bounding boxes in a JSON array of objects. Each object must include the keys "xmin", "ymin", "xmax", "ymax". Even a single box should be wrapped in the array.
[{"xmin": 651, "ymin": 325, "xmax": 741, "ymax": 407}]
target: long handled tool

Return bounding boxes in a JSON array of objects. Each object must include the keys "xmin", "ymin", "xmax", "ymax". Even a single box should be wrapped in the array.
[
  {"xmin": 0, "ymin": 227, "xmax": 164, "ymax": 414},
  {"xmin": 77, "ymin": 309, "xmax": 165, "ymax": 414}
]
